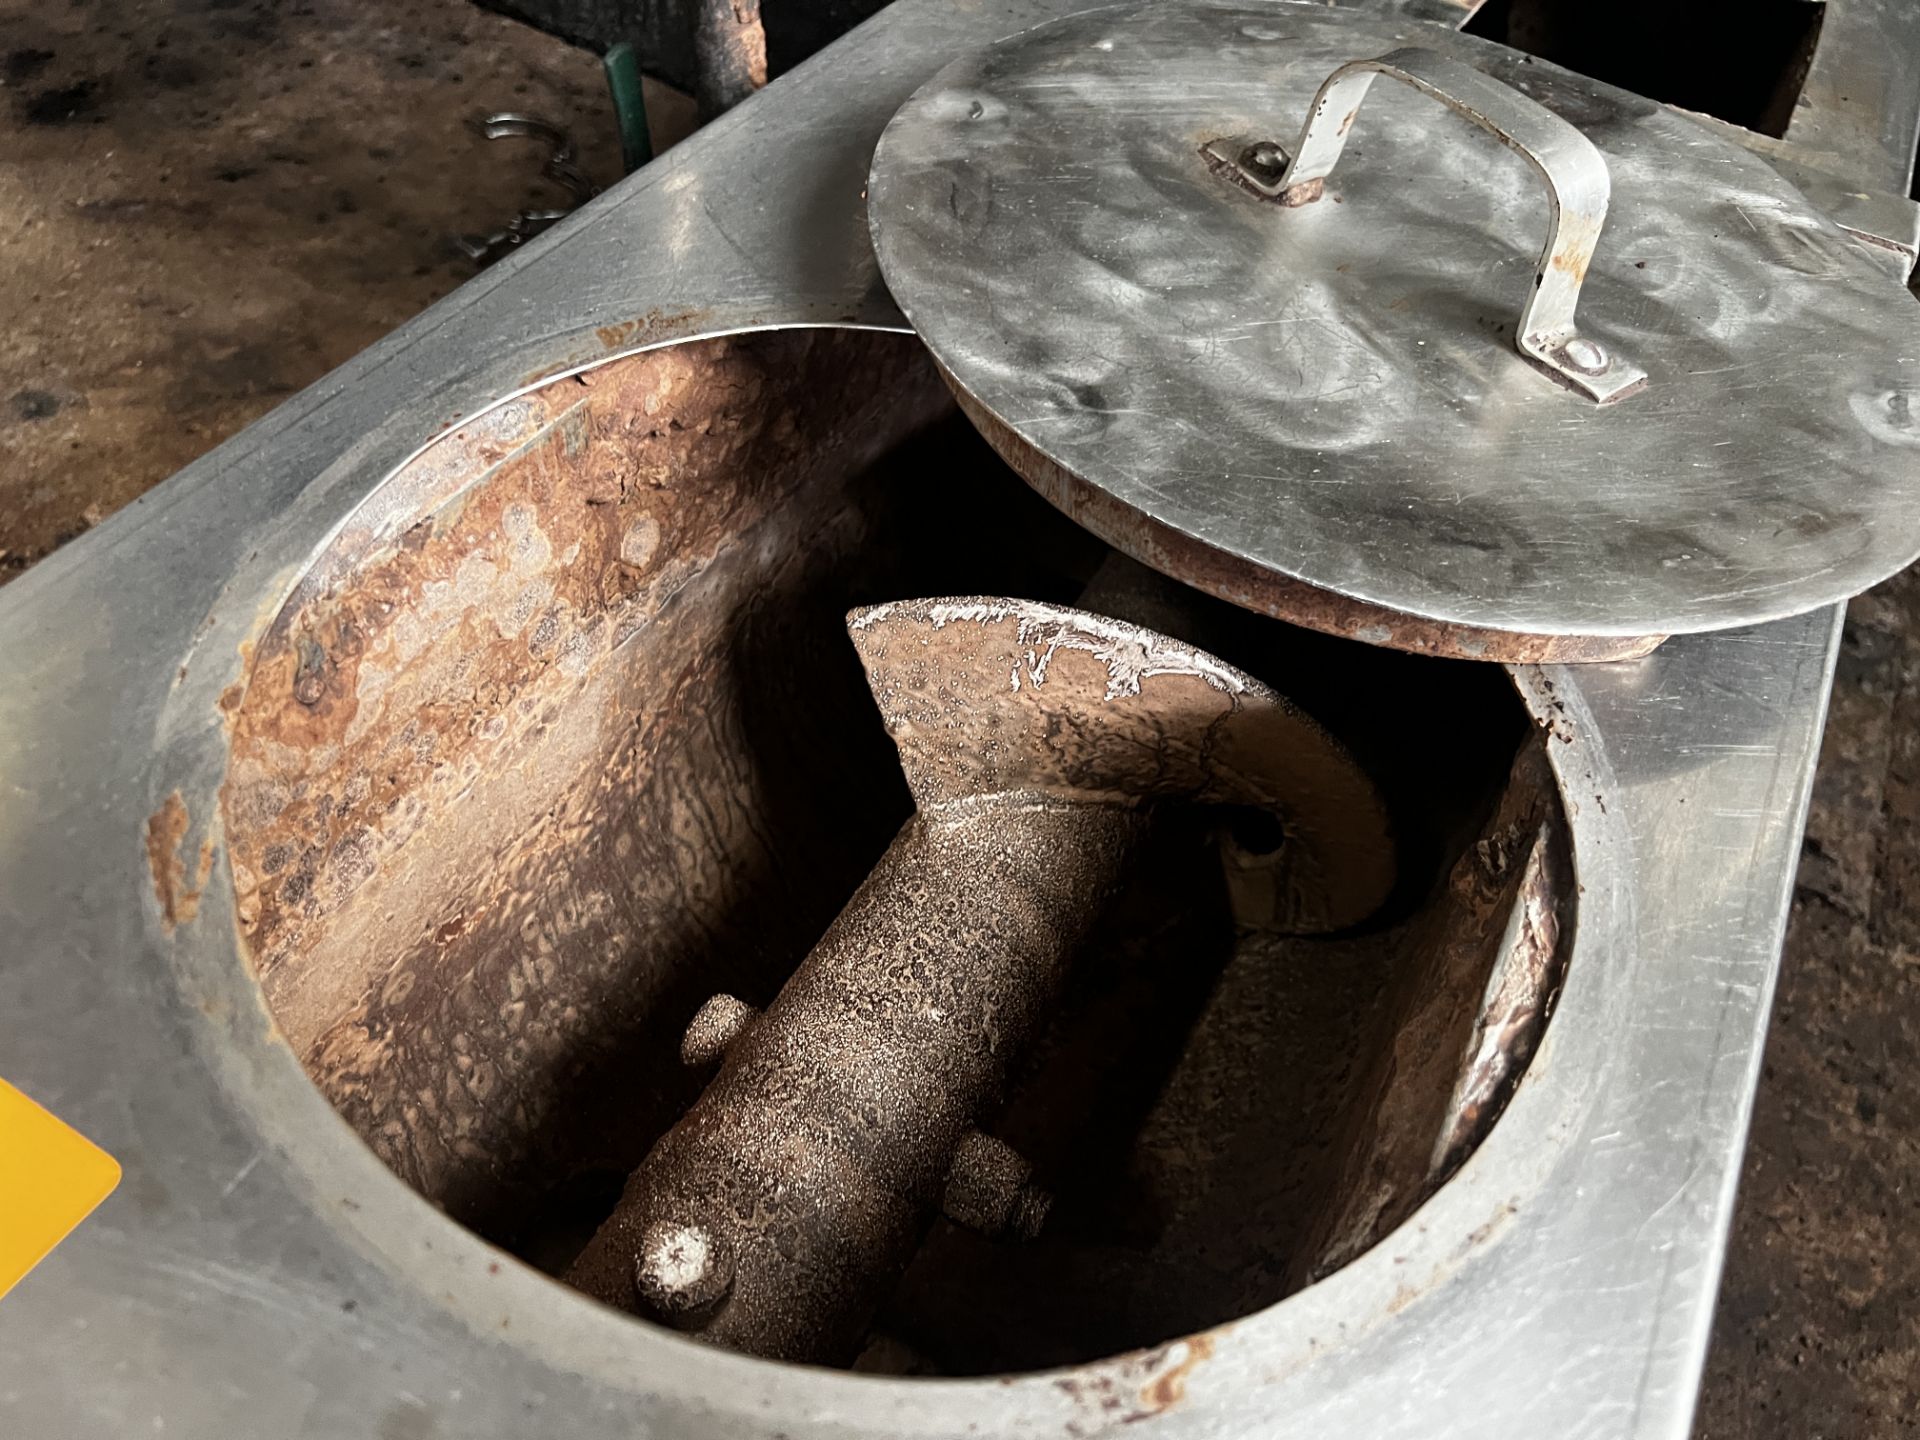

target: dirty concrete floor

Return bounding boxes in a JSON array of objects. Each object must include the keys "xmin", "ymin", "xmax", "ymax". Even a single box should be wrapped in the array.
[
  {"xmin": 0, "ymin": 0, "xmax": 1913, "ymax": 1432},
  {"xmin": 1697, "ymin": 578, "xmax": 1920, "ymax": 1437},
  {"xmin": 0, "ymin": 0, "xmax": 691, "ymax": 576}
]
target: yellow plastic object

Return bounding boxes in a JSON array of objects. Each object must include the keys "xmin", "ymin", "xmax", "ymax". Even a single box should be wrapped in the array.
[{"xmin": 0, "ymin": 1077, "xmax": 119, "ymax": 1300}]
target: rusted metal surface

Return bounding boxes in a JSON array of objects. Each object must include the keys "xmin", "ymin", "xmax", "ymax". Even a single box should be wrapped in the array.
[
  {"xmin": 219, "ymin": 322, "xmax": 1573, "ymax": 1372},
  {"xmin": 1433, "ymin": 788, "xmax": 1570, "ymax": 1174},
  {"xmin": 145, "ymin": 790, "xmax": 212, "ymax": 931},
  {"xmin": 221, "ymin": 329, "xmax": 969, "ymax": 1239},
  {"xmin": 1295, "ymin": 733, "xmax": 1572, "ymax": 1282},
  {"xmin": 853, "ymin": 598, "xmax": 1398, "ymax": 932},
  {"xmin": 632, "ymin": 1218, "xmax": 735, "ymax": 1319},
  {"xmin": 857, "ymin": 627, "xmax": 1556, "ymax": 1372},
  {"xmin": 679, "ymin": 992, "xmax": 758, "ymax": 1068},
  {"xmin": 567, "ymin": 798, "xmax": 1148, "ymax": 1361},
  {"xmin": 566, "ymin": 598, "xmax": 1394, "ymax": 1362},
  {"xmin": 693, "ymin": 0, "xmax": 767, "ymax": 119},
  {"xmin": 944, "ymin": 373, "xmax": 1667, "ymax": 665},
  {"xmin": 942, "ymin": 1130, "xmax": 1051, "ymax": 1242},
  {"xmin": 1051, "ymin": 1333, "xmax": 1218, "ymax": 1432}
]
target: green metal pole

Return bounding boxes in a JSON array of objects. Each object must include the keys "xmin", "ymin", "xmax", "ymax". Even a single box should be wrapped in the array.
[{"xmin": 603, "ymin": 42, "xmax": 653, "ymax": 174}]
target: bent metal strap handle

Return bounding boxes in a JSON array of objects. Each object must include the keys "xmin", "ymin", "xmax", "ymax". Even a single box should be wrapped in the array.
[{"xmin": 1235, "ymin": 47, "xmax": 1647, "ymax": 405}]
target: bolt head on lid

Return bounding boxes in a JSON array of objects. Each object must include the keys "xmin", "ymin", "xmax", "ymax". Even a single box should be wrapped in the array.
[{"xmin": 868, "ymin": 2, "xmax": 1920, "ymax": 657}]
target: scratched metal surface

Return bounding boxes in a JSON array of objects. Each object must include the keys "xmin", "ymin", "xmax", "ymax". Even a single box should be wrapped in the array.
[
  {"xmin": 868, "ymin": 3, "xmax": 1920, "ymax": 641},
  {"xmin": 0, "ymin": 0, "xmax": 1880, "ymax": 1436}
]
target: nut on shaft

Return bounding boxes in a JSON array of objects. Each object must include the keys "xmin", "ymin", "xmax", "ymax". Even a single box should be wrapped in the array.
[{"xmin": 633, "ymin": 1221, "xmax": 734, "ymax": 1321}]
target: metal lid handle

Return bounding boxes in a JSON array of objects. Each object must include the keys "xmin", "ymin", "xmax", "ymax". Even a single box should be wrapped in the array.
[{"xmin": 1232, "ymin": 47, "xmax": 1647, "ymax": 404}]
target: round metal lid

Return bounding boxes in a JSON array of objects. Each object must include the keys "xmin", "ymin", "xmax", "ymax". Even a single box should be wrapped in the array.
[{"xmin": 868, "ymin": 3, "xmax": 1920, "ymax": 657}]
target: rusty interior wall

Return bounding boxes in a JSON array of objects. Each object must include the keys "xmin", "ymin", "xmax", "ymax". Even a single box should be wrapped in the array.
[
  {"xmin": 1290, "ymin": 734, "xmax": 1572, "ymax": 1285},
  {"xmin": 223, "ymin": 330, "xmax": 1100, "ymax": 1244},
  {"xmin": 222, "ymin": 326, "xmax": 1570, "ymax": 1371}
]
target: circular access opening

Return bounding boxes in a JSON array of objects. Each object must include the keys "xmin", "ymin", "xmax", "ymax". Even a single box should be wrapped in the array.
[{"xmin": 221, "ymin": 328, "xmax": 1572, "ymax": 1375}]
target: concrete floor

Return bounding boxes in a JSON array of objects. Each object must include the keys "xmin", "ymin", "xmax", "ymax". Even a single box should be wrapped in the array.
[
  {"xmin": 1697, "ymin": 579, "xmax": 1920, "ymax": 1436},
  {"xmin": 0, "ymin": 0, "xmax": 677, "ymax": 574},
  {"xmin": 0, "ymin": 0, "xmax": 1912, "ymax": 1431}
]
